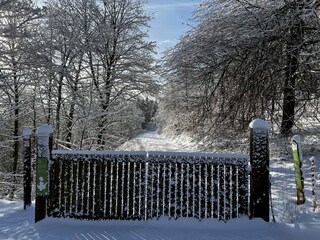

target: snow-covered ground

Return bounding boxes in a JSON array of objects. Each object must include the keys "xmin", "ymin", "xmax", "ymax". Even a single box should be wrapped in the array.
[
  {"xmin": 118, "ymin": 131, "xmax": 198, "ymax": 152},
  {"xmin": 1, "ymin": 130, "xmax": 320, "ymax": 240},
  {"xmin": 0, "ymin": 199, "xmax": 319, "ymax": 240}
]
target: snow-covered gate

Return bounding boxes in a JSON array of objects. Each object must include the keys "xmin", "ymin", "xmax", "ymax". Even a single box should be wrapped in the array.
[
  {"xmin": 31, "ymin": 119, "xmax": 270, "ymax": 223},
  {"xmin": 47, "ymin": 151, "xmax": 249, "ymax": 222}
]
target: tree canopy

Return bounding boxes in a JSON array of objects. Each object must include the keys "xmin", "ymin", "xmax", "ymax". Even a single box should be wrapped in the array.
[{"xmin": 160, "ymin": 0, "xmax": 320, "ymax": 139}]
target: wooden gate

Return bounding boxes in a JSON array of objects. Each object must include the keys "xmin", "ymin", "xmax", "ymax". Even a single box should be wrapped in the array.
[
  {"xmin": 31, "ymin": 119, "xmax": 270, "ymax": 223},
  {"xmin": 47, "ymin": 151, "xmax": 249, "ymax": 221}
]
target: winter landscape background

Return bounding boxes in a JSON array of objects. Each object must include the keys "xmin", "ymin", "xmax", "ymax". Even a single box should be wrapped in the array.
[{"xmin": 1, "ymin": 0, "xmax": 320, "ymax": 239}]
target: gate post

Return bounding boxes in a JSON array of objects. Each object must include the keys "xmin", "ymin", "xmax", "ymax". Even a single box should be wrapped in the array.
[
  {"xmin": 23, "ymin": 127, "xmax": 32, "ymax": 210},
  {"xmin": 249, "ymin": 119, "xmax": 270, "ymax": 222},
  {"xmin": 35, "ymin": 124, "xmax": 53, "ymax": 223}
]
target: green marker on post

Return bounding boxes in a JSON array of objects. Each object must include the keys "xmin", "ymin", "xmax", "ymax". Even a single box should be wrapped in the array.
[
  {"xmin": 35, "ymin": 124, "xmax": 53, "ymax": 223},
  {"xmin": 36, "ymin": 157, "xmax": 49, "ymax": 196},
  {"xmin": 291, "ymin": 135, "xmax": 305, "ymax": 205}
]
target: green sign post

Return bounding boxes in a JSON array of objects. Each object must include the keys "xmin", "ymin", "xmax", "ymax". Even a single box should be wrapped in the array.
[
  {"xmin": 291, "ymin": 135, "xmax": 305, "ymax": 205},
  {"xmin": 36, "ymin": 157, "xmax": 48, "ymax": 196},
  {"xmin": 35, "ymin": 124, "xmax": 53, "ymax": 223}
]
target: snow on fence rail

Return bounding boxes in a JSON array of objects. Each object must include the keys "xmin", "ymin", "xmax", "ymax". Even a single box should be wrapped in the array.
[{"xmin": 31, "ymin": 119, "xmax": 271, "ymax": 223}]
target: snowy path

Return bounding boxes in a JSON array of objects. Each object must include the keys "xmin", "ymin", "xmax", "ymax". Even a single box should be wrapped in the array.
[{"xmin": 118, "ymin": 130, "xmax": 196, "ymax": 152}]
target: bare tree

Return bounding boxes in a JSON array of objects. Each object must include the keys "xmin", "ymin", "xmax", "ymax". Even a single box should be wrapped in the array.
[
  {"xmin": 86, "ymin": 0, "xmax": 156, "ymax": 148},
  {"xmin": 36, "ymin": 0, "xmax": 156, "ymax": 149},
  {"xmin": 161, "ymin": 0, "xmax": 320, "ymax": 138},
  {"xmin": 0, "ymin": 0, "xmax": 41, "ymax": 198}
]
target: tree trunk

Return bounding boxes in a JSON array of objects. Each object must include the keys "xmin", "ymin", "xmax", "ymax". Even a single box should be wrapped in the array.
[
  {"xmin": 47, "ymin": 74, "xmax": 53, "ymax": 124},
  {"xmin": 10, "ymin": 66, "xmax": 19, "ymax": 200},
  {"xmin": 65, "ymin": 57, "xmax": 82, "ymax": 149},
  {"xmin": 280, "ymin": 16, "xmax": 303, "ymax": 135},
  {"xmin": 65, "ymin": 103, "xmax": 75, "ymax": 149},
  {"xmin": 281, "ymin": 65, "xmax": 297, "ymax": 135},
  {"xmin": 55, "ymin": 75, "xmax": 63, "ymax": 148},
  {"xmin": 96, "ymin": 99, "xmax": 110, "ymax": 149}
]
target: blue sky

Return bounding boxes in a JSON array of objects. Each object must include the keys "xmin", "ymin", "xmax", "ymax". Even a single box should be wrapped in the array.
[{"xmin": 144, "ymin": 0, "xmax": 202, "ymax": 57}]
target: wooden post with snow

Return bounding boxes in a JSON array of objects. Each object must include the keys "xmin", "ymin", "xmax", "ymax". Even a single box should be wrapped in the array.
[
  {"xmin": 35, "ymin": 124, "xmax": 53, "ymax": 223},
  {"xmin": 249, "ymin": 119, "xmax": 270, "ymax": 222},
  {"xmin": 23, "ymin": 127, "xmax": 32, "ymax": 210}
]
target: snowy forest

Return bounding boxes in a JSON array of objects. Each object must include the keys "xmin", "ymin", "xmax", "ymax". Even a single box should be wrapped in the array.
[
  {"xmin": 0, "ymin": 0, "xmax": 158, "ymax": 178},
  {"xmin": 1, "ymin": 0, "xmax": 320, "ymax": 197}
]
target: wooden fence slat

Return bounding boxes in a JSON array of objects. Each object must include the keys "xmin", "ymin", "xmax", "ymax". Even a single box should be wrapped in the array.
[
  {"xmin": 105, "ymin": 159, "xmax": 111, "ymax": 218},
  {"xmin": 200, "ymin": 161, "xmax": 206, "ymax": 219},
  {"xmin": 231, "ymin": 165, "xmax": 237, "ymax": 219},
  {"xmin": 82, "ymin": 160, "xmax": 89, "ymax": 217},
  {"xmin": 94, "ymin": 160, "xmax": 101, "ymax": 219},
  {"xmin": 156, "ymin": 163, "xmax": 161, "ymax": 219},
  {"xmin": 146, "ymin": 162, "xmax": 154, "ymax": 219},
  {"xmin": 178, "ymin": 162, "xmax": 182, "ymax": 219},
  {"xmin": 191, "ymin": 162, "xmax": 196, "ymax": 218},
  {"xmin": 217, "ymin": 164, "xmax": 222, "ymax": 221},
  {"xmin": 111, "ymin": 161, "xmax": 117, "ymax": 219},
  {"xmin": 142, "ymin": 161, "xmax": 148, "ymax": 221},
  {"xmin": 212, "ymin": 165, "xmax": 218, "ymax": 218},
  {"xmin": 163, "ymin": 162, "xmax": 170, "ymax": 217},
  {"xmin": 151, "ymin": 162, "xmax": 158, "ymax": 219},
  {"xmin": 70, "ymin": 161, "xmax": 77, "ymax": 217},
  {"xmin": 101, "ymin": 161, "xmax": 107, "ymax": 218},
  {"xmin": 238, "ymin": 165, "xmax": 249, "ymax": 216},
  {"xmin": 175, "ymin": 162, "xmax": 182, "ymax": 219},
  {"xmin": 181, "ymin": 163, "xmax": 188, "ymax": 217},
  {"xmin": 88, "ymin": 160, "xmax": 95, "ymax": 219},
  {"xmin": 194, "ymin": 163, "xmax": 200, "ymax": 220},
  {"xmin": 128, "ymin": 162, "xmax": 137, "ymax": 219},
  {"xmin": 122, "ymin": 160, "xmax": 128, "ymax": 219},
  {"xmin": 64, "ymin": 159, "xmax": 72, "ymax": 217},
  {"xmin": 48, "ymin": 159, "xmax": 60, "ymax": 217},
  {"xmin": 135, "ymin": 162, "xmax": 141, "ymax": 219},
  {"xmin": 127, "ymin": 161, "xmax": 134, "ymax": 219},
  {"xmin": 186, "ymin": 163, "xmax": 191, "ymax": 218},
  {"xmin": 77, "ymin": 160, "xmax": 84, "ymax": 217},
  {"xmin": 203, "ymin": 163, "xmax": 208, "ymax": 219},
  {"xmin": 115, "ymin": 161, "xmax": 122, "ymax": 219},
  {"xmin": 224, "ymin": 164, "xmax": 231, "ymax": 221},
  {"xmin": 59, "ymin": 160, "xmax": 66, "ymax": 217},
  {"xmin": 99, "ymin": 161, "xmax": 105, "ymax": 219},
  {"xmin": 169, "ymin": 161, "xmax": 175, "ymax": 218},
  {"xmin": 207, "ymin": 164, "xmax": 213, "ymax": 218}
]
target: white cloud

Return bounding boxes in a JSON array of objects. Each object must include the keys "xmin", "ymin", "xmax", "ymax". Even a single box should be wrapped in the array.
[
  {"xmin": 145, "ymin": 2, "xmax": 198, "ymax": 10},
  {"xmin": 158, "ymin": 40, "xmax": 176, "ymax": 45}
]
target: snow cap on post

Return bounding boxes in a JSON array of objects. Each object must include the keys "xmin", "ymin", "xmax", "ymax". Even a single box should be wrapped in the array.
[
  {"xmin": 249, "ymin": 119, "xmax": 270, "ymax": 131},
  {"xmin": 291, "ymin": 135, "xmax": 301, "ymax": 145},
  {"xmin": 36, "ymin": 124, "xmax": 53, "ymax": 137},
  {"xmin": 23, "ymin": 127, "xmax": 32, "ymax": 138},
  {"xmin": 291, "ymin": 135, "xmax": 302, "ymax": 152}
]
